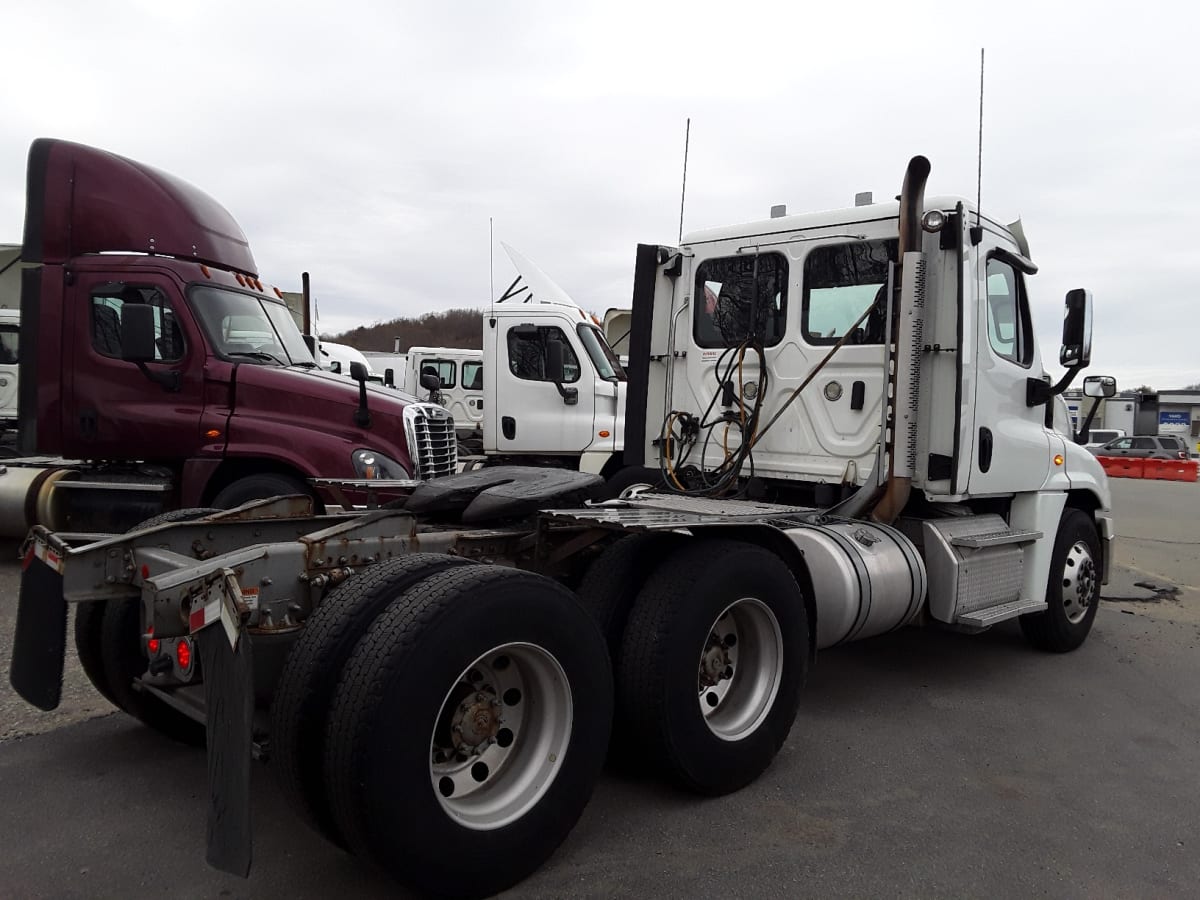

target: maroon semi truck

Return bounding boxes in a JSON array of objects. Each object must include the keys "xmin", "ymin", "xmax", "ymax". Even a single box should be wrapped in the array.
[{"xmin": 0, "ymin": 139, "xmax": 454, "ymax": 535}]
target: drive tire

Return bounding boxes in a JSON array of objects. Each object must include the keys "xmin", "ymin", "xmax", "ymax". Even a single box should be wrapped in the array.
[
  {"xmin": 271, "ymin": 553, "xmax": 478, "ymax": 846},
  {"xmin": 324, "ymin": 565, "xmax": 612, "ymax": 899},
  {"xmin": 1020, "ymin": 509, "xmax": 1101, "ymax": 653},
  {"xmin": 618, "ymin": 538, "xmax": 808, "ymax": 795},
  {"xmin": 212, "ymin": 472, "xmax": 319, "ymax": 511}
]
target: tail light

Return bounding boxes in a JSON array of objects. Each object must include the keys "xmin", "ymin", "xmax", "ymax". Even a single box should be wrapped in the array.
[
  {"xmin": 176, "ymin": 638, "xmax": 193, "ymax": 674},
  {"xmin": 145, "ymin": 626, "xmax": 160, "ymax": 655},
  {"xmin": 1179, "ymin": 451, "xmax": 1188, "ymax": 460}
]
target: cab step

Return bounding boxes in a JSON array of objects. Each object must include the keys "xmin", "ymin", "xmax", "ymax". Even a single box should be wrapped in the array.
[{"xmin": 955, "ymin": 597, "xmax": 1047, "ymax": 628}]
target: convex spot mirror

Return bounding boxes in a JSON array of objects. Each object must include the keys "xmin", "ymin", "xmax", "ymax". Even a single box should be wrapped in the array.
[
  {"xmin": 1060, "ymin": 288, "xmax": 1093, "ymax": 368},
  {"xmin": 1083, "ymin": 375, "xmax": 1117, "ymax": 398},
  {"xmin": 349, "ymin": 361, "xmax": 368, "ymax": 382},
  {"xmin": 120, "ymin": 303, "xmax": 156, "ymax": 363}
]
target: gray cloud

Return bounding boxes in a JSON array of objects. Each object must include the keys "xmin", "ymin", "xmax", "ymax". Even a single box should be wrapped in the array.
[{"xmin": 3, "ymin": 0, "xmax": 1197, "ymax": 387}]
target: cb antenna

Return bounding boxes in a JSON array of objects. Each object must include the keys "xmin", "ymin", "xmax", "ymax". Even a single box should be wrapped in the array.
[
  {"xmin": 678, "ymin": 118, "xmax": 691, "ymax": 243},
  {"xmin": 972, "ymin": 48, "xmax": 985, "ymax": 244},
  {"xmin": 489, "ymin": 216, "xmax": 495, "ymax": 323}
]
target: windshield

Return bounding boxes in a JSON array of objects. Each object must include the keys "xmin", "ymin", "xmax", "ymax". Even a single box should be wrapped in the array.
[
  {"xmin": 576, "ymin": 323, "xmax": 626, "ymax": 382},
  {"xmin": 189, "ymin": 285, "xmax": 316, "ymax": 366}
]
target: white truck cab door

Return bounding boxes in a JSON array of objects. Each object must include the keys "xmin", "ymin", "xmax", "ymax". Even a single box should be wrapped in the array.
[
  {"xmin": 492, "ymin": 321, "xmax": 596, "ymax": 454},
  {"xmin": 966, "ymin": 247, "xmax": 1052, "ymax": 494}
]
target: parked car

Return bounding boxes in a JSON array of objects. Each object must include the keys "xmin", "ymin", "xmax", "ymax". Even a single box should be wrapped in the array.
[
  {"xmin": 1090, "ymin": 435, "xmax": 1190, "ymax": 460},
  {"xmin": 1081, "ymin": 427, "xmax": 1126, "ymax": 450}
]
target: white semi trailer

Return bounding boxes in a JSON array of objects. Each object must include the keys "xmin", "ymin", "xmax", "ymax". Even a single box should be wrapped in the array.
[{"xmin": 11, "ymin": 155, "xmax": 1115, "ymax": 898}]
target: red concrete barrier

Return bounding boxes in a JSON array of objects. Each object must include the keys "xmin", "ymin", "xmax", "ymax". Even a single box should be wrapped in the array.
[
  {"xmin": 1097, "ymin": 455, "xmax": 1144, "ymax": 479},
  {"xmin": 1142, "ymin": 458, "xmax": 1163, "ymax": 480},
  {"xmin": 1158, "ymin": 459, "xmax": 1199, "ymax": 482}
]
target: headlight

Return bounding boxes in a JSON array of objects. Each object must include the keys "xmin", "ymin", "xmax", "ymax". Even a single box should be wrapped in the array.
[{"xmin": 352, "ymin": 449, "xmax": 410, "ymax": 479}]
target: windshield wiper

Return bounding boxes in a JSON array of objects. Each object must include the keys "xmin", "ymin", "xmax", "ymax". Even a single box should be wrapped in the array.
[{"xmin": 227, "ymin": 350, "xmax": 285, "ymax": 365}]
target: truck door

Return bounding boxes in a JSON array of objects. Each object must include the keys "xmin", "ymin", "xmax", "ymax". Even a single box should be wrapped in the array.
[
  {"xmin": 490, "ymin": 321, "xmax": 595, "ymax": 454},
  {"xmin": 0, "ymin": 313, "xmax": 17, "ymax": 425},
  {"xmin": 61, "ymin": 273, "xmax": 207, "ymax": 461},
  {"xmin": 460, "ymin": 358, "xmax": 485, "ymax": 427},
  {"xmin": 965, "ymin": 249, "xmax": 1051, "ymax": 494}
]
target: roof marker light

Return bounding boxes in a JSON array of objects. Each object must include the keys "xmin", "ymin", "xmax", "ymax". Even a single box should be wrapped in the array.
[{"xmin": 235, "ymin": 273, "xmax": 246, "ymax": 286}]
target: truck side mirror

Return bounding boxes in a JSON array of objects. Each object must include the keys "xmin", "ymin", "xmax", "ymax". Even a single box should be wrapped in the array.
[
  {"xmin": 544, "ymin": 339, "xmax": 578, "ymax": 405},
  {"xmin": 420, "ymin": 372, "xmax": 441, "ymax": 392},
  {"xmin": 384, "ymin": 367, "xmax": 395, "ymax": 387},
  {"xmin": 120, "ymin": 303, "xmax": 157, "ymax": 363},
  {"xmin": 349, "ymin": 361, "xmax": 368, "ymax": 382},
  {"xmin": 545, "ymin": 338, "xmax": 566, "ymax": 384},
  {"xmin": 1059, "ymin": 288, "xmax": 1093, "ymax": 369},
  {"xmin": 1083, "ymin": 375, "xmax": 1116, "ymax": 398}
]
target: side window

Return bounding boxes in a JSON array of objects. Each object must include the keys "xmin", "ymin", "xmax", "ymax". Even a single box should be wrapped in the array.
[
  {"xmin": 984, "ymin": 257, "xmax": 1033, "ymax": 366},
  {"xmin": 462, "ymin": 361, "xmax": 483, "ymax": 391},
  {"xmin": 90, "ymin": 284, "xmax": 184, "ymax": 362},
  {"xmin": 507, "ymin": 326, "xmax": 580, "ymax": 383},
  {"xmin": 1109, "ymin": 438, "xmax": 1132, "ymax": 450},
  {"xmin": 694, "ymin": 253, "xmax": 787, "ymax": 348},
  {"xmin": 802, "ymin": 239, "xmax": 896, "ymax": 345},
  {"xmin": 1131, "ymin": 438, "xmax": 1155, "ymax": 450},
  {"xmin": 0, "ymin": 322, "xmax": 17, "ymax": 364},
  {"xmin": 418, "ymin": 359, "xmax": 456, "ymax": 389}
]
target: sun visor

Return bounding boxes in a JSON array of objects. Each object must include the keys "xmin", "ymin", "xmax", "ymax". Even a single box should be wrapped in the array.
[{"xmin": 21, "ymin": 138, "xmax": 257, "ymax": 276}]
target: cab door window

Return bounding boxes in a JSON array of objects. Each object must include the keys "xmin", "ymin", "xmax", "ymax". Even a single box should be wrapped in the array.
[
  {"xmin": 0, "ymin": 323, "xmax": 17, "ymax": 364},
  {"xmin": 507, "ymin": 326, "xmax": 580, "ymax": 382},
  {"xmin": 461, "ymin": 361, "xmax": 483, "ymax": 390},
  {"xmin": 984, "ymin": 257, "xmax": 1033, "ymax": 367},
  {"xmin": 419, "ymin": 359, "xmax": 457, "ymax": 388},
  {"xmin": 90, "ymin": 284, "xmax": 184, "ymax": 361},
  {"xmin": 802, "ymin": 239, "xmax": 895, "ymax": 344}
]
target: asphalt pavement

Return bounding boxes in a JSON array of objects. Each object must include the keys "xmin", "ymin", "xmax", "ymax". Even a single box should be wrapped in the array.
[{"xmin": 1, "ymin": 479, "xmax": 1198, "ymax": 898}]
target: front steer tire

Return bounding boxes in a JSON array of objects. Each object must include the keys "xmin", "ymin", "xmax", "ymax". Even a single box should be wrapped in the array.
[
  {"xmin": 618, "ymin": 538, "xmax": 809, "ymax": 796},
  {"xmin": 324, "ymin": 565, "xmax": 612, "ymax": 899},
  {"xmin": 1020, "ymin": 508, "xmax": 1102, "ymax": 653},
  {"xmin": 270, "ymin": 553, "xmax": 478, "ymax": 846}
]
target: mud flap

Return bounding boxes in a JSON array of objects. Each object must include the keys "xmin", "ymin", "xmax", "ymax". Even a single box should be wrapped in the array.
[
  {"xmin": 199, "ymin": 629, "xmax": 255, "ymax": 878},
  {"xmin": 9, "ymin": 553, "xmax": 67, "ymax": 711}
]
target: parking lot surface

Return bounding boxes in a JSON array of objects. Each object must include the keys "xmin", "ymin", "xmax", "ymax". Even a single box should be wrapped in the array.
[{"xmin": 1, "ymin": 479, "xmax": 1198, "ymax": 898}]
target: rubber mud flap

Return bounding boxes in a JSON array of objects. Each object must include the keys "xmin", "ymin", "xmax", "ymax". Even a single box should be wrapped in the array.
[
  {"xmin": 199, "ymin": 630, "xmax": 255, "ymax": 878},
  {"xmin": 9, "ymin": 553, "xmax": 67, "ymax": 711}
]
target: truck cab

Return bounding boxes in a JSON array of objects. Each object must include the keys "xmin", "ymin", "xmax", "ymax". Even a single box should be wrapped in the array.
[
  {"xmin": 11, "ymin": 139, "xmax": 455, "ymax": 519},
  {"xmin": 482, "ymin": 245, "xmax": 626, "ymax": 475}
]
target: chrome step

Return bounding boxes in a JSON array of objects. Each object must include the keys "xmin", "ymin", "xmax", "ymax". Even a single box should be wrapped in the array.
[
  {"xmin": 951, "ymin": 529, "xmax": 1042, "ymax": 549},
  {"xmin": 955, "ymin": 597, "xmax": 1047, "ymax": 627}
]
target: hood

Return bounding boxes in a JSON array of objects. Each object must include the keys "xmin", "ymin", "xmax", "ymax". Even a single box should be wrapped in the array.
[{"xmin": 231, "ymin": 363, "xmax": 421, "ymax": 446}]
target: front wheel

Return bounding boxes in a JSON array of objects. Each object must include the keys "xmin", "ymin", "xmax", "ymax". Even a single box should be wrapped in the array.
[
  {"xmin": 1020, "ymin": 509, "xmax": 1101, "ymax": 652},
  {"xmin": 324, "ymin": 565, "xmax": 612, "ymax": 898}
]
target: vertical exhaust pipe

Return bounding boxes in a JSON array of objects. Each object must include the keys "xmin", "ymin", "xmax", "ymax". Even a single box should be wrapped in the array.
[{"xmin": 870, "ymin": 155, "xmax": 931, "ymax": 525}]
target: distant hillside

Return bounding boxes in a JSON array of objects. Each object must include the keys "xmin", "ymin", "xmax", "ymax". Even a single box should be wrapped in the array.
[{"xmin": 329, "ymin": 308, "xmax": 484, "ymax": 352}]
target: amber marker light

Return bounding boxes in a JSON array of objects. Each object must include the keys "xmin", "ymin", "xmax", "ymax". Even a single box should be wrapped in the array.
[
  {"xmin": 206, "ymin": 429, "xmax": 222, "ymax": 439},
  {"xmin": 1054, "ymin": 454, "xmax": 1064, "ymax": 466},
  {"xmin": 235, "ymin": 273, "xmax": 246, "ymax": 286},
  {"xmin": 274, "ymin": 287, "xmax": 284, "ymax": 298},
  {"xmin": 599, "ymin": 430, "xmax": 611, "ymax": 438},
  {"xmin": 200, "ymin": 264, "xmax": 211, "ymax": 278}
]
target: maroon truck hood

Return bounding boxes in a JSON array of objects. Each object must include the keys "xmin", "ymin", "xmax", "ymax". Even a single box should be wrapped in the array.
[
  {"xmin": 230, "ymin": 364, "xmax": 417, "ymax": 451},
  {"xmin": 22, "ymin": 138, "xmax": 256, "ymax": 276}
]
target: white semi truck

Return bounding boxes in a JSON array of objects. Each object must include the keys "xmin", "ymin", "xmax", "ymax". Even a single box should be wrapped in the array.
[{"xmin": 11, "ymin": 155, "xmax": 1115, "ymax": 898}]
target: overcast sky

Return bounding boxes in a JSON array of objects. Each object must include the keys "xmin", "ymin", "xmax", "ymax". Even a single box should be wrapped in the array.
[{"xmin": 3, "ymin": 0, "xmax": 1197, "ymax": 388}]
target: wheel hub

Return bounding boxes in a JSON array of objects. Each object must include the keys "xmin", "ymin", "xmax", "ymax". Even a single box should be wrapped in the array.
[
  {"xmin": 695, "ymin": 599, "xmax": 783, "ymax": 742},
  {"xmin": 1062, "ymin": 541, "xmax": 1097, "ymax": 625},
  {"xmin": 453, "ymin": 691, "xmax": 502, "ymax": 751}
]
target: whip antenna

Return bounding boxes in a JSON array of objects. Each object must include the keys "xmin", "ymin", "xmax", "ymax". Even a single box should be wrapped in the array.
[
  {"xmin": 678, "ymin": 118, "xmax": 691, "ymax": 243},
  {"xmin": 974, "ymin": 48, "xmax": 985, "ymax": 241}
]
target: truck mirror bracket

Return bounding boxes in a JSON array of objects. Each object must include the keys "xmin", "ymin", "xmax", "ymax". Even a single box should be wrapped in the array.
[{"xmin": 136, "ymin": 363, "xmax": 182, "ymax": 393}]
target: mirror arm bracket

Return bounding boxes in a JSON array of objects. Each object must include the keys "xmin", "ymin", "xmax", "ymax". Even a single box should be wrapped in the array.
[
  {"xmin": 136, "ymin": 362, "xmax": 182, "ymax": 393},
  {"xmin": 554, "ymin": 382, "xmax": 579, "ymax": 405},
  {"xmin": 1026, "ymin": 366, "xmax": 1080, "ymax": 408}
]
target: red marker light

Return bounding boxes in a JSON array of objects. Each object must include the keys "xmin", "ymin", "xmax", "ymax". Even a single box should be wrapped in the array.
[
  {"xmin": 141, "ymin": 564, "xmax": 150, "ymax": 579},
  {"xmin": 176, "ymin": 639, "xmax": 192, "ymax": 671},
  {"xmin": 147, "ymin": 638, "xmax": 160, "ymax": 654}
]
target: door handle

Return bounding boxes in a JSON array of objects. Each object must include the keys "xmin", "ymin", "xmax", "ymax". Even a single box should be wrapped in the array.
[{"xmin": 978, "ymin": 427, "xmax": 993, "ymax": 473}]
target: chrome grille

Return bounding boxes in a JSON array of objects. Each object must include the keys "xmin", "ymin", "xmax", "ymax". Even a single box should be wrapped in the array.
[{"xmin": 404, "ymin": 403, "xmax": 458, "ymax": 479}]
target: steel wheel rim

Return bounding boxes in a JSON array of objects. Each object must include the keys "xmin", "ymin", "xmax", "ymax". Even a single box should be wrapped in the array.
[
  {"xmin": 697, "ymin": 597, "xmax": 784, "ymax": 742},
  {"xmin": 429, "ymin": 642, "xmax": 572, "ymax": 830},
  {"xmin": 1062, "ymin": 540, "xmax": 1097, "ymax": 625}
]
